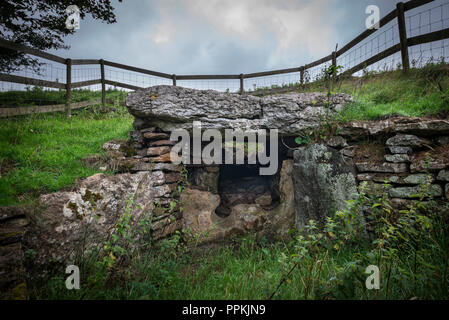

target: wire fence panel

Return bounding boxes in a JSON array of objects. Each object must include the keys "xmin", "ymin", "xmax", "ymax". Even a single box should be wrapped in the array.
[{"xmin": 0, "ymin": 0, "xmax": 448, "ymax": 111}]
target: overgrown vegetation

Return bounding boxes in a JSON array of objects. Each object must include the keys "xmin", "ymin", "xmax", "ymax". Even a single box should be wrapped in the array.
[
  {"xmin": 254, "ymin": 61, "xmax": 449, "ymax": 121},
  {"xmin": 31, "ymin": 179, "xmax": 449, "ymax": 300}
]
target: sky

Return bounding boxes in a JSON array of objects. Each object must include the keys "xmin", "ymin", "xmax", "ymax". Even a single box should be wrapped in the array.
[{"xmin": 51, "ymin": 0, "xmax": 446, "ymax": 75}]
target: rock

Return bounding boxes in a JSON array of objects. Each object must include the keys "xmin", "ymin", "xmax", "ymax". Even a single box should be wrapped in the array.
[
  {"xmin": 102, "ymin": 139, "xmax": 127, "ymax": 152},
  {"xmin": 147, "ymin": 146, "xmax": 171, "ymax": 156},
  {"xmin": 446, "ymin": 184, "xmax": 449, "ymax": 199},
  {"xmin": 437, "ymin": 136, "xmax": 449, "ymax": 146},
  {"xmin": 149, "ymin": 140, "xmax": 176, "ymax": 147},
  {"xmin": 126, "ymin": 86, "xmax": 352, "ymax": 135},
  {"xmin": 255, "ymin": 192, "xmax": 273, "ymax": 208},
  {"xmin": 340, "ymin": 118, "xmax": 449, "ymax": 139},
  {"xmin": 339, "ymin": 120, "xmax": 394, "ymax": 139},
  {"xmin": 0, "ymin": 207, "xmax": 28, "ymax": 222},
  {"xmin": 261, "ymin": 160, "xmax": 296, "ymax": 239},
  {"xmin": 143, "ymin": 132, "xmax": 170, "ymax": 141},
  {"xmin": 190, "ymin": 166, "xmax": 219, "ymax": 193},
  {"xmin": 403, "ymin": 174, "xmax": 434, "ymax": 185},
  {"xmin": 292, "ymin": 144, "xmax": 358, "ymax": 228},
  {"xmin": 356, "ymin": 162, "xmax": 408, "ymax": 173},
  {"xmin": 180, "ymin": 184, "xmax": 290, "ymax": 242},
  {"xmin": 385, "ymin": 154, "xmax": 410, "ymax": 163},
  {"xmin": 0, "ymin": 243, "xmax": 26, "ymax": 300},
  {"xmin": 131, "ymin": 162, "xmax": 154, "ymax": 172},
  {"xmin": 389, "ymin": 185, "xmax": 443, "ymax": 199},
  {"xmin": 340, "ymin": 147, "xmax": 356, "ymax": 158},
  {"xmin": 437, "ymin": 170, "xmax": 449, "ymax": 181},
  {"xmin": 326, "ymin": 136, "xmax": 348, "ymax": 148},
  {"xmin": 386, "ymin": 134, "xmax": 430, "ymax": 148},
  {"xmin": 152, "ymin": 163, "xmax": 182, "ymax": 172},
  {"xmin": 357, "ymin": 173, "xmax": 433, "ymax": 185},
  {"xmin": 389, "ymin": 146, "xmax": 412, "ymax": 154},
  {"xmin": 410, "ymin": 159, "xmax": 447, "ymax": 173},
  {"xmin": 24, "ymin": 171, "xmax": 181, "ymax": 277},
  {"xmin": 395, "ymin": 120, "xmax": 449, "ymax": 135},
  {"xmin": 180, "ymin": 188, "xmax": 222, "ymax": 241},
  {"xmin": 150, "ymin": 152, "xmax": 179, "ymax": 163}
]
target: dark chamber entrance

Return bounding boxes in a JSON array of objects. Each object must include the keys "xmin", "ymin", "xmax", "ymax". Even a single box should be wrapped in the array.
[{"xmin": 215, "ymin": 164, "xmax": 280, "ymax": 217}]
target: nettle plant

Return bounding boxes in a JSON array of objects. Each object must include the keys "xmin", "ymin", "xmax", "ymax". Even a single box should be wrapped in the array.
[{"xmin": 272, "ymin": 177, "xmax": 449, "ymax": 299}]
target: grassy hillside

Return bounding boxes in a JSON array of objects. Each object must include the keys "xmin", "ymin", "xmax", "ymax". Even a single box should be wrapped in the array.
[
  {"xmin": 335, "ymin": 66, "xmax": 449, "ymax": 121},
  {"xmin": 0, "ymin": 87, "xmax": 128, "ymax": 107},
  {"xmin": 0, "ymin": 107, "xmax": 132, "ymax": 206}
]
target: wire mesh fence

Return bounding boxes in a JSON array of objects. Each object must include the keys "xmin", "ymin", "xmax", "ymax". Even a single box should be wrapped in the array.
[{"xmin": 0, "ymin": 0, "xmax": 448, "ymax": 111}]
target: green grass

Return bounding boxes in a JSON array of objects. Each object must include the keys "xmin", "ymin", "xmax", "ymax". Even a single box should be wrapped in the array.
[
  {"xmin": 0, "ymin": 106, "xmax": 132, "ymax": 206},
  {"xmin": 0, "ymin": 87, "xmax": 128, "ymax": 107},
  {"xmin": 299, "ymin": 64, "xmax": 449, "ymax": 121},
  {"xmin": 31, "ymin": 239, "xmax": 367, "ymax": 300},
  {"xmin": 336, "ymin": 68, "xmax": 449, "ymax": 121}
]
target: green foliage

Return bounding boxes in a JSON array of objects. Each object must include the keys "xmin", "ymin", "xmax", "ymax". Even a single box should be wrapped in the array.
[
  {"xmin": 0, "ymin": 101, "xmax": 132, "ymax": 206},
  {"xmin": 0, "ymin": 87, "xmax": 127, "ymax": 107},
  {"xmin": 31, "ymin": 179, "xmax": 449, "ymax": 299}
]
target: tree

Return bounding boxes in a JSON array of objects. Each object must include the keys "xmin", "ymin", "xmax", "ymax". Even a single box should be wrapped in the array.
[{"xmin": 0, "ymin": 0, "xmax": 122, "ymax": 73}]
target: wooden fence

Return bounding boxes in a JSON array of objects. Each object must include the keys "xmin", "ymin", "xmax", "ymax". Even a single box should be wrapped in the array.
[{"xmin": 0, "ymin": 0, "xmax": 448, "ymax": 117}]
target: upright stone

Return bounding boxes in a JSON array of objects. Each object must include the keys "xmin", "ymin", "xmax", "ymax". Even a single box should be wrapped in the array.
[{"xmin": 292, "ymin": 144, "xmax": 358, "ymax": 229}]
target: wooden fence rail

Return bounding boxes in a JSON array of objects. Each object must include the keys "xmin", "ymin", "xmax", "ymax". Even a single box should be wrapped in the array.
[{"xmin": 0, "ymin": 0, "xmax": 447, "ymax": 117}]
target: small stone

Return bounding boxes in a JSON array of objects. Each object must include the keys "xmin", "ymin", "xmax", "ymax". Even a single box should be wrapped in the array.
[
  {"xmin": 255, "ymin": 192, "xmax": 273, "ymax": 208},
  {"xmin": 437, "ymin": 170, "xmax": 449, "ymax": 182},
  {"xmin": 326, "ymin": 136, "xmax": 348, "ymax": 148},
  {"xmin": 385, "ymin": 154, "xmax": 410, "ymax": 163},
  {"xmin": 403, "ymin": 174, "xmax": 434, "ymax": 185},
  {"xmin": 340, "ymin": 147, "xmax": 355, "ymax": 158},
  {"xmin": 358, "ymin": 173, "xmax": 433, "ymax": 185},
  {"xmin": 386, "ymin": 134, "xmax": 430, "ymax": 148},
  {"xmin": 437, "ymin": 136, "xmax": 449, "ymax": 146},
  {"xmin": 131, "ymin": 162, "xmax": 153, "ymax": 172},
  {"xmin": 389, "ymin": 185, "xmax": 442, "ymax": 199},
  {"xmin": 389, "ymin": 146, "xmax": 412, "ymax": 154},
  {"xmin": 140, "ymin": 127, "xmax": 156, "ymax": 134},
  {"xmin": 147, "ymin": 146, "xmax": 171, "ymax": 156},
  {"xmin": 410, "ymin": 160, "xmax": 446, "ymax": 173},
  {"xmin": 151, "ymin": 171, "xmax": 166, "ymax": 186},
  {"xmin": 356, "ymin": 162, "xmax": 408, "ymax": 173},
  {"xmin": 143, "ymin": 132, "xmax": 169, "ymax": 141},
  {"xmin": 152, "ymin": 163, "xmax": 182, "ymax": 172},
  {"xmin": 150, "ymin": 152, "xmax": 180, "ymax": 163},
  {"xmin": 149, "ymin": 140, "xmax": 176, "ymax": 147},
  {"xmin": 102, "ymin": 140, "xmax": 127, "ymax": 152}
]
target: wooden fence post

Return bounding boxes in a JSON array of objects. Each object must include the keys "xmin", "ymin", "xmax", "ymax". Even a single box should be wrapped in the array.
[
  {"xmin": 100, "ymin": 59, "xmax": 106, "ymax": 109},
  {"xmin": 65, "ymin": 58, "xmax": 72, "ymax": 118},
  {"xmin": 239, "ymin": 74, "xmax": 244, "ymax": 94},
  {"xmin": 172, "ymin": 74, "xmax": 177, "ymax": 86},
  {"xmin": 300, "ymin": 67, "xmax": 305, "ymax": 88},
  {"xmin": 397, "ymin": 2, "xmax": 410, "ymax": 72}
]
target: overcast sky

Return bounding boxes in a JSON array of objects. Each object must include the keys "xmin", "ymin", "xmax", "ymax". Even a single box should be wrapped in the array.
[{"xmin": 53, "ymin": 0, "xmax": 447, "ymax": 75}]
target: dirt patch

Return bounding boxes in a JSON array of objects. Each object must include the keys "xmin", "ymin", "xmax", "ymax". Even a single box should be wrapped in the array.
[
  {"xmin": 353, "ymin": 142, "xmax": 386, "ymax": 163},
  {"xmin": 0, "ymin": 160, "xmax": 17, "ymax": 177},
  {"xmin": 413, "ymin": 144, "xmax": 449, "ymax": 162}
]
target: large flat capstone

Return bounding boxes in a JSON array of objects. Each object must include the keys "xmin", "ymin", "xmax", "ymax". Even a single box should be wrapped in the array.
[{"xmin": 126, "ymin": 85, "xmax": 353, "ymax": 135}]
